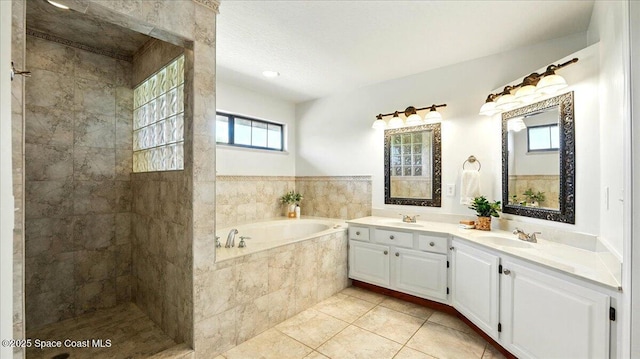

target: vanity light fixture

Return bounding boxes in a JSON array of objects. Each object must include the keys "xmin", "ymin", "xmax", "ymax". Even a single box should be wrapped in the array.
[
  {"xmin": 46, "ymin": 0, "xmax": 70, "ymax": 9},
  {"xmin": 372, "ymin": 104, "xmax": 447, "ymax": 129},
  {"xmin": 479, "ymin": 58, "xmax": 578, "ymax": 116}
]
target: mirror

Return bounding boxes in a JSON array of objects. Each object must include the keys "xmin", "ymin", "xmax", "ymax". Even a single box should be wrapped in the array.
[
  {"xmin": 502, "ymin": 92, "xmax": 575, "ymax": 223},
  {"xmin": 384, "ymin": 123, "xmax": 442, "ymax": 206}
]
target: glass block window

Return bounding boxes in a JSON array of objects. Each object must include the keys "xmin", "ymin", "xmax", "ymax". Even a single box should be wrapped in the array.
[
  {"xmin": 390, "ymin": 131, "xmax": 432, "ymax": 177},
  {"xmin": 132, "ymin": 55, "xmax": 185, "ymax": 172},
  {"xmin": 216, "ymin": 112, "xmax": 284, "ymax": 151}
]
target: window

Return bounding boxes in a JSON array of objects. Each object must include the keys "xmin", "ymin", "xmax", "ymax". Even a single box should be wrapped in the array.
[
  {"xmin": 132, "ymin": 55, "xmax": 184, "ymax": 172},
  {"xmin": 527, "ymin": 124, "xmax": 559, "ymax": 152},
  {"xmin": 216, "ymin": 112, "xmax": 284, "ymax": 151}
]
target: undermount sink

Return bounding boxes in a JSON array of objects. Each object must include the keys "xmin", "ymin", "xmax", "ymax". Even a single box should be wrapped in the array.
[
  {"xmin": 478, "ymin": 235, "xmax": 534, "ymax": 249},
  {"xmin": 381, "ymin": 220, "xmax": 423, "ymax": 228}
]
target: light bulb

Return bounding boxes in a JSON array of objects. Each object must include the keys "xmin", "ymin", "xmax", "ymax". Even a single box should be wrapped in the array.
[
  {"xmin": 372, "ymin": 118, "xmax": 386, "ymax": 130},
  {"xmin": 47, "ymin": 0, "xmax": 70, "ymax": 9},
  {"xmin": 495, "ymin": 93, "xmax": 520, "ymax": 111},
  {"xmin": 388, "ymin": 115, "xmax": 404, "ymax": 128},
  {"xmin": 536, "ymin": 74, "xmax": 567, "ymax": 95},
  {"xmin": 479, "ymin": 101, "xmax": 499, "ymax": 116},
  {"xmin": 424, "ymin": 109, "xmax": 442, "ymax": 123},
  {"xmin": 405, "ymin": 113, "xmax": 423, "ymax": 126},
  {"xmin": 514, "ymin": 85, "xmax": 540, "ymax": 103}
]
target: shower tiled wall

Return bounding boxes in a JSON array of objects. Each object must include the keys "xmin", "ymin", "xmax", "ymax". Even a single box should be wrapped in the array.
[
  {"xmin": 130, "ymin": 38, "xmax": 192, "ymax": 344},
  {"xmin": 215, "ymin": 176, "xmax": 372, "ymax": 228},
  {"xmin": 24, "ymin": 35, "xmax": 133, "ymax": 329},
  {"xmin": 12, "ymin": 1, "xmax": 26, "ymax": 357}
]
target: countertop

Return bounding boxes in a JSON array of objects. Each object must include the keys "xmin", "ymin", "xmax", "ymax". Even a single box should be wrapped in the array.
[{"xmin": 347, "ymin": 216, "xmax": 621, "ymax": 291}]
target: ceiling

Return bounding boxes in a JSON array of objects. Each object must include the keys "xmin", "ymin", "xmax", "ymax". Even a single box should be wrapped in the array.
[
  {"xmin": 216, "ymin": 0, "xmax": 595, "ymax": 104},
  {"xmin": 26, "ymin": 0, "xmax": 152, "ymax": 60}
]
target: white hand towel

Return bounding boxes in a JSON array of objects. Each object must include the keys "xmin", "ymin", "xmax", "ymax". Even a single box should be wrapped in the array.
[{"xmin": 460, "ymin": 169, "xmax": 481, "ymax": 205}]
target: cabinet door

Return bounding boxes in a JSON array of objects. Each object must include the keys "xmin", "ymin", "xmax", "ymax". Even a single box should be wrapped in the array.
[
  {"xmin": 451, "ymin": 239, "xmax": 500, "ymax": 338},
  {"xmin": 500, "ymin": 259, "xmax": 609, "ymax": 359},
  {"xmin": 349, "ymin": 240, "xmax": 390, "ymax": 287},
  {"xmin": 393, "ymin": 248, "xmax": 447, "ymax": 301}
]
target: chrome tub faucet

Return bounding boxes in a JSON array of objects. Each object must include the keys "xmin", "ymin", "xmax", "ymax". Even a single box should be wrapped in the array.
[{"xmin": 225, "ymin": 229, "xmax": 239, "ymax": 248}]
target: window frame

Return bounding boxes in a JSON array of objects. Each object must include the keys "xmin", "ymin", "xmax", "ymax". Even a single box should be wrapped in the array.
[
  {"xmin": 526, "ymin": 123, "xmax": 559, "ymax": 152},
  {"xmin": 216, "ymin": 111, "xmax": 285, "ymax": 152}
]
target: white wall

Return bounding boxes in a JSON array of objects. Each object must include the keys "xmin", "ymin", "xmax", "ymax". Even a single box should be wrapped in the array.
[
  {"xmin": 511, "ymin": 111, "xmax": 560, "ymax": 176},
  {"xmin": 587, "ymin": 1, "xmax": 629, "ymax": 259},
  {"xmin": 296, "ymin": 33, "xmax": 590, "ymax": 226},
  {"xmin": 216, "ymin": 80, "xmax": 296, "ymax": 176},
  {"xmin": 0, "ymin": 1, "xmax": 14, "ymax": 358}
]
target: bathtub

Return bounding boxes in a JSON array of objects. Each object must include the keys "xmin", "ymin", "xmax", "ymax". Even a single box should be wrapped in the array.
[{"xmin": 215, "ymin": 217, "xmax": 346, "ymax": 261}]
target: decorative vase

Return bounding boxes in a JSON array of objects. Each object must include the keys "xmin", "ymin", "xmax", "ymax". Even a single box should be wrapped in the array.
[
  {"xmin": 476, "ymin": 216, "xmax": 492, "ymax": 231},
  {"xmin": 287, "ymin": 203, "xmax": 296, "ymax": 218}
]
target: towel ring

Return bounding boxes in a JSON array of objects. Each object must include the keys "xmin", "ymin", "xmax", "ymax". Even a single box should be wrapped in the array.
[{"xmin": 462, "ymin": 155, "xmax": 481, "ymax": 172}]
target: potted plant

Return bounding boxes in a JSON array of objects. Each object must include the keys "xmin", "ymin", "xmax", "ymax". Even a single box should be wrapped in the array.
[
  {"xmin": 280, "ymin": 191, "xmax": 303, "ymax": 218},
  {"xmin": 469, "ymin": 195, "xmax": 501, "ymax": 231},
  {"xmin": 523, "ymin": 188, "xmax": 545, "ymax": 207}
]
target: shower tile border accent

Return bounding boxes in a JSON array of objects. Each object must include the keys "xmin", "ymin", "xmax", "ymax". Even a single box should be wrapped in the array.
[{"xmin": 26, "ymin": 28, "xmax": 132, "ymax": 62}]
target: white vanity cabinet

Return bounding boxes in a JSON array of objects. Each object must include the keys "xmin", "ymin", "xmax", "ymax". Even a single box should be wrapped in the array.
[
  {"xmin": 349, "ymin": 240, "xmax": 390, "ymax": 287},
  {"xmin": 451, "ymin": 239, "xmax": 500, "ymax": 338},
  {"xmin": 348, "ymin": 225, "xmax": 448, "ymax": 302},
  {"xmin": 500, "ymin": 258, "xmax": 610, "ymax": 359}
]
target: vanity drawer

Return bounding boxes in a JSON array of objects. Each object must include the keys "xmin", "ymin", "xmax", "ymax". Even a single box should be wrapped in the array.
[
  {"xmin": 418, "ymin": 233, "xmax": 448, "ymax": 254},
  {"xmin": 349, "ymin": 226, "xmax": 370, "ymax": 241},
  {"xmin": 375, "ymin": 229, "xmax": 413, "ymax": 248}
]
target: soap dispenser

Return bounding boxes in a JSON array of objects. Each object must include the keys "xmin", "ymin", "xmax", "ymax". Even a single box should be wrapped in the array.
[{"xmin": 295, "ymin": 205, "xmax": 301, "ymax": 219}]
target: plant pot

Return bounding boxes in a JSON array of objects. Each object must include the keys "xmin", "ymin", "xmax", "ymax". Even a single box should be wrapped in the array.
[{"xmin": 476, "ymin": 216, "xmax": 492, "ymax": 231}]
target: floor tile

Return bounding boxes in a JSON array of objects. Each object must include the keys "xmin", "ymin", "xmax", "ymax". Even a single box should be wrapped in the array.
[
  {"xmin": 304, "ymin": 351, "xmax": 330, "ymax": 359},
  {"xmin": 427, "ymin": 311, "xmax": 474, "ymax": 334},
  {"xmin": 393, "ymin": 346, "xmax": 438, "ymax": 359},
  {"xmin": 353, "ymin": 306, "xmax": 425, "ymax": 344},
  {"xmin": 317, "ymin": 325, "xmax": 402, "ymax": 359},
  {"xmin": 406, "ymin": 322, "xmax": 486, "ymax": 359},
  {"xmin": 313, "ymin": 293, "xmax": 376, "ymax": 323},
  {"xmin": 25, "ymin": 303, "xmax": 177, "ymax": 359},
  {"xmin": 341, "ymin": 286, "xmax": 386, "ymax": 304},
  {"xmin": 224, "ymin": 328, "xmax": 313, "ymax": 359},
  {"xmin": 276, "ymin": 308, "xmax": 349, "ymax": 348},
  {"xmin": 482, "ymin": 343, "xmax": 508, "ymax": 359},
  {"xmin": 378, "ymin": 297, "xmax": 435, "ymax": 320}
]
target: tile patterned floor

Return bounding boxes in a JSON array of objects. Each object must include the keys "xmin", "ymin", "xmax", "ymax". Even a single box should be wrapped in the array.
[
  {"xmin": 217, "ymin": 286, "xmax": 507, "ymax": 359},
  {"xmin": 25, "ymin": 303, "xmax": 186, "ymax": 359}
]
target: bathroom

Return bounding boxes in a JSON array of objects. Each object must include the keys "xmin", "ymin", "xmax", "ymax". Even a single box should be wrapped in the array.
[{"xmin": 2, "ymin": 0, "xmax": 640, "ymax": 358}]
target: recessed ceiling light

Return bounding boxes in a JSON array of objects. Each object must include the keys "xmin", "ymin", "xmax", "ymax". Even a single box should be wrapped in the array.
[
  {"xmin": 262, "ymin": 71, "xmax": 280, "ymax": 78},
  {"xmin": 46, "ymin": 0, "xmax": 70, "ymax": 9}
]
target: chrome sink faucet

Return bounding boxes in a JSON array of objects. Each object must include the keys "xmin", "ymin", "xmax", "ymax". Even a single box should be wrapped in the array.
[
  {"xmin": 513, "ymin": 228, "xmax": 541, "ymax": 243},
  {"xmin": 401, "ymin": 214, "xmax": 419, "ymax": 223},
  {"xmin": 225, "ymin": 229, "xmax": 238, "ymax": 248}
]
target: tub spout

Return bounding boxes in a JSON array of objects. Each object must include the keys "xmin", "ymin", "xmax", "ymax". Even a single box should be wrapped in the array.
[{"xmin": 225, "ymin": 229, "xmax": 239, "ymax": 248}]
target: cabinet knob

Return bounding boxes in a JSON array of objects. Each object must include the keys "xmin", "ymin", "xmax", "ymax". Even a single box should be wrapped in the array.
[
  {"xmin": 429, "ymin": 242, "xmax": 435, "ymax": 247},
  {"xmin": 395, "ymin": 252, "xmax": 399, "ymax": 257},
  {"xmin": 503, "ymin": 269, "xmax": 511, "ymax": 275},
  {"xmin": 384, "ymin": 250, "xmax": 388, "ymax": 255},
  {"xmin": 356, "ymin": 231, "xmax": 361, "ymax": 235},
  {"xmin": 449, "ymin": 246, "xmax": 455, "ymax": 250},
  {"xmin": 390, "ymin": 235, "xmax": 395, "ymax": 240}
]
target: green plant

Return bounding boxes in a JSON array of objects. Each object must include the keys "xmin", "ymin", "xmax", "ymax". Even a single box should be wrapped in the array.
[
  {"xmin": 523, "ymin": 188, "xmax": 545, "ymax": 203},
  {"xmin": 280, "ymin": 191, "xmax": 303, "ymax": 205},
  {"xmin": 469, "ymin": 196, "xmax": 501, "ymax": 217}
]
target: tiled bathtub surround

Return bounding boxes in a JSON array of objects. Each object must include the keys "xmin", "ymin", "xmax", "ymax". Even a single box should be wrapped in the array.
[
  {"xmin": 195, "ymin": 230, "xmax": 349, "ymax": 356},
  {"xmin": 295, "ymin": 176, "xmax": 372, "ymax": 220},
  {"xmin": 216, "ymin": 175, "xmax": 372, "ymax": 228},
  {"xmin": 24, "ymin": 35, "xmax": 133, "ymax": 330},
  {"xmin": 216, "ymin": 176, "xmax": 296, "ymax": 228}
]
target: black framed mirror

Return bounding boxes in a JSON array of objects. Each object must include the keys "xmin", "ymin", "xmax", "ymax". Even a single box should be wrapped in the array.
[
  {"xmin": 384, "ymin": 123, "xmax": 441, "ymax": 207},
  {"xmin": 502, "ymin": 92, "xmax": 575, "ymax": 223}
]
